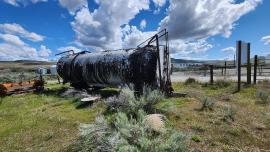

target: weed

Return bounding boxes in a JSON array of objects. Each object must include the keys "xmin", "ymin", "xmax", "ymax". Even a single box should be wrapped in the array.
[
  {"xmin": 184, "ymin": 77, "xmax": 197, "ymax": 85},
  {"xmin": 227, "ymin": 127, "xmax": 241, "ymax": 136},
  {"xmin": 199, "ymin": 97, "xmax": 215, "ymax": 111},
  {"xmin": 215, "ymin": 79, "xmax": 231, "ymax": 88},
  {"xmin": 255, "ymin": 90, "xmax": 270, "ymax": 104},
  {"xmin": 192, "ymin": 135, "xmax": 203, "ymax": 142},
  {"xmin": 221, "ymin": 105, "xmax": 236, "ymax": 123},
  {"xmin": 191, "ymin": 124, "xmax": 206, "ymax": 132}
]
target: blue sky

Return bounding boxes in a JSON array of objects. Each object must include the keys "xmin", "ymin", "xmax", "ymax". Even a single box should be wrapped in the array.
[{"xmin": 0, "ymin": 0, "xmax": 269, "ymax": 61}]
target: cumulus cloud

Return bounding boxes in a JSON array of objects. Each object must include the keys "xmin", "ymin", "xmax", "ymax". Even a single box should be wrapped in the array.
[
  {"xmin": 0, "ymin": 43, "xmax": 39, "ymax": 61},
  {"xmin": 0, "ymin": 23, "xmax": 50, "ymax": 61},
  {"xmin": 140, "ymin": 19, "xmax": 147, "ymax": 30},
  {"xmin": 71, "ymin": 0, "xmax": 150, "ymax": 49},
  {"xmin": 0, "ymin": 33, "xmax": 25, "ymax": 46},
  {"xmin": 261, "ymin": 35, "xmax": 270, "ymax": 45},
  {"xmin": 58, "ymin": 46, "xmax": 82, "ymax": 53},
  {"xmin": 222, "ymin": 47, "xmax": 236, "ymax": 53},
  {"xmin": 55, "ymin": 0, "xmax": 261, "ymax": 60},
  {"xmin": 3, "ymin": 0, "xmax": 47, "ymax": 6},
  {"xmin": 152, "ymin": 0, "xmax": 166, "ymax": 14},
  {"xmin": 0, "ymin": 42, "xmax": 51, "ymax": 61},
  {"xmin": 122, "ymin": 25, "xmax": 156, "ymax": 48},
  {"xmin": 58, "ymin": 0, "xmax": 88, "ymax": 15},
  {"xmin": 0, "ymin": 23, "xmax": 44, "ymax": 42},
  {"xmin": 170, "ymin": 40, "xmax": 213, "ymax": 56},
  {"xmin": 152, "ymin": 0, "xmax": 166, "ymax": 7},
  {"xmin": 39, "ymin": 45, "xmax": 52, "ymax": 58},
  {"xmin": 159, "ymin": 0, "xmax": 262, "ymax": 40}
]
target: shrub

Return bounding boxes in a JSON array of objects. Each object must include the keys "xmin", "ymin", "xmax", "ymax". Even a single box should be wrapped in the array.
[
  {"xmin": 76, "ymin": 87, "xmax": 187, "ymax": 151},
  {"xmin": 184, "ymin": 78, "xmax": 196, "ymax": 85},
  {"xmin": 0, "ymin": 76, "xmax": 14, "ymax": 83},
  {"xmin": 104, "ymin": 87, "xmax": 164, "ymax": 114},
  {"xmin": 221, "ymin": 105, "xmax": 236, "ymax": 123},
  {"xmin": 77, "ymin": 110, "xmax": 187, "ymax": 152},
  {"xmin": 215, "ymin": 79, "xmax": 231, "ymax": 88},
  {"xmin": 199, "ymin": 97, "xmax": 215, "ymax": 111},
  {"xmin": 255, "ymin": 90, "xmax": 270, "ymax": 104}
]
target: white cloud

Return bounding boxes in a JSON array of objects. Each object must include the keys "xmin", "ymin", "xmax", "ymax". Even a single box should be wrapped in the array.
[
  {"xmin": 0, "ymin": 42, "xmax": 51, "ymax": 61},
  {"xmin": 152, "ymin": 0, "xmax": 166, "ymax": 7},
  {"xmin": 222, "ymin": 47, "xmax": 236, "ymax": 53},
  {"xmin": 71, "ymin": 0, "xmax": 150, "ymax": 49},
  {"xmin": 170, "ymin": 40, "xmax": 213, "ymax": 56},
  {"xmin": 60, "ymin": 0, "xmax": 261, "ymax": 60},
  {"xmin": 140, "ymin": 19, "xmax": 147, "ymax": 30},
  {"xmin": 58, "ymin": 46, "xmax": 82, "ymax": 53},
  {"xmin": 0, "ymin": 23, "xmax": 50, "ymax": 61},
  {"xmin": 159, "ymin": 0, "xmax": 262, "ymax": 40},
  {"xmin": 122, "ymin": 25, "xmax": 156, "ymax": 48},
  {"xmin": 58, "ymin": 0, "xmax": 88, "ymax": 15},
  {"xmin": 39, "ymin": 45, "xmax": 52, "ymax": 58},
  {"xmin": 0, "ymin": 23, "xmax": 44, "ymax": 42},
  {"xmin": 0, "ymin": 43, "xmax": 38, "ymax": 61},
  {"xmin": 3, "ymin": 0, "xmax": 47, "ymax": 6},
  {"xmin": 0, "ymin": 34, "xmax": 25, "ymax": 46},
  {"xmin": 261, "ymin": 35, "xmax": 270, "ymax": 45}
]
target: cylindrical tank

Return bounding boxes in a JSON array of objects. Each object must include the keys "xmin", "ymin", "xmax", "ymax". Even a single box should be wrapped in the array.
[
  {"xmin": 56, "ymin": 45, "xmax": 159, "ymax": 91},
  {"xmin": 50, "ymin": 65, "xmax": 57, "ymax": 75}
]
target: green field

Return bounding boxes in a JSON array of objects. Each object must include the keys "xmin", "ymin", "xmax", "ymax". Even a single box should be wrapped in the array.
[{"xmin": 0, "ymin": 81, "xmax": 270, "ymax": 151}]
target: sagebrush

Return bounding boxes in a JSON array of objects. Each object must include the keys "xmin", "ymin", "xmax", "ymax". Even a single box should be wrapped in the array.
[
  {"xmin": 78, "ymin": 110, "xmax": 187, "ymax": 152},
  {"xmin": 77, "ymin": 87, "xmax": 187, "ymax": 152}
]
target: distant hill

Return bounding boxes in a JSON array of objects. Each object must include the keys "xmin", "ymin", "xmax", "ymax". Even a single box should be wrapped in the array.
[
  {"xmin": 0, "ymin": 60, "xmax": 56, "ymax": 71},
  {"xmin": 171, "ymin": 58, "xmax": 204, "ymax": 63},
  {"xmin": 171, "ymin": 58, "xmax": 236, "ymax": 66}
]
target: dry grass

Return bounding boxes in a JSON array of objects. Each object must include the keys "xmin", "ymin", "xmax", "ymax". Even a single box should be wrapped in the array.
[
  {"xmin": 1, "ymin": 73, "xmax": 270, "ymax": 151},
  {"xmin": 156, "ymin": 82, "xmax": 270, "ymax": 151}
]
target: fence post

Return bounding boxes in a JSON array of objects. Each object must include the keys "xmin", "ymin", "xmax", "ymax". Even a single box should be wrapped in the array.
[
  {"xmin": 247, "ymin": 43, "xmax": 251, "ymax": 85},
  {"xmin": 237, "ymin": 41, "xmax": 242, "ymax": 92},
  {"xmin": 225, "ymin": 61, "xmax": 227, "ymax": 76},
  {"xmin": 222, "ymin": 67, "xmax": 224, "ymax": 76},
  {"xmin": 254, "ymin": 55, "xmax": 258, "ymax": 84},
  {"xmin": 210, "ymin": 65, "xmax": 214, "ymax": 85}
]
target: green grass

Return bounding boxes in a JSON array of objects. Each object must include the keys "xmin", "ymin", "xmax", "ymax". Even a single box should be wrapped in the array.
[
  {"xmin": 155, "ymin": 82, "xmax": 270, "ymax": 151},
  {"xmin": 0, "ymin": 83, "xmax": 103, "ymax": 151},
  {"xmin": 1, "ymin": 80, "xmax": 270, "ymax": 151}
]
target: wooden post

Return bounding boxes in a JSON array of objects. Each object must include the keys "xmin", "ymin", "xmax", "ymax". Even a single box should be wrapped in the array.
[
  {"xmin": 247, "ymin": 43, "xmax": 251, "ymax": 85},
  {"xmin": 254, "ymin": 55, "xmax": 258, "ymax": 84},
  {"xmin": 237, "ymin": 41, "xmax": 242, "ymax": 92},
  {"xmin": 222, "ymin": 67, "xmax": 224, "ymax": 76},
  {"xmin": 204, "ymin": 65, "xmax": 207, "ymax": 77},
  {"xmin": 225, "ymin": 61, "xmax": 227, "ymax": 76},
  {"xmin": 210, "ymin": 65, "xmax": 214, "ymax": 85}
]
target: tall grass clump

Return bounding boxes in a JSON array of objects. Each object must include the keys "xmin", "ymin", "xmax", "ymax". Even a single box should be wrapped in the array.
[
  {"xmin": 184, "ymin": 77, "xmax": 196, "ymax": 85},
  {"xmin": 215, "ymin": 79, "xmax": 231, "ymax": 88},
  {"xmin": 199, "ymin": 97, "xmax": 215, "ymax": 111},
  {"xmin": 221, "ymin": 105, "xmax": 236, "ymax": 123},
  {"xmin": 256, "ymin": 90, "xmax": 270, "ymax": 104}
]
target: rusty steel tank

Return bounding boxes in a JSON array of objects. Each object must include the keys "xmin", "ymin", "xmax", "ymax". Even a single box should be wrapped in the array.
[
  {"xmin": 57, "ymin": 45, "xmax": 160, "ymax": 91},
  {"xmin": 56, "ymin": 29, "xmax": 172, "ymax": 94}
]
